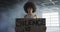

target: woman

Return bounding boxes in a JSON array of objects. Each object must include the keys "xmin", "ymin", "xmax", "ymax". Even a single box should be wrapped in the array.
[
  {"xmin": 24, "ymin": 2, "xmax": 37, "ymax": 18},
  {"xmin": 23, "ymin": 2, "xmax": 46, "ymax": 32}
]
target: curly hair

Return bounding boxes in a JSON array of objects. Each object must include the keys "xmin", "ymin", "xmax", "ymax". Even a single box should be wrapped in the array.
[{"xmin": 23, "ymin": 2, "xmax": 36, "ymax": 13}]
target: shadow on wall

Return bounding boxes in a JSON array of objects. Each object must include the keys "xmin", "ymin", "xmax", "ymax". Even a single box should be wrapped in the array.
[{"xmin": 0, "ymin": 1, "xmax": 43, "ymax": 32}]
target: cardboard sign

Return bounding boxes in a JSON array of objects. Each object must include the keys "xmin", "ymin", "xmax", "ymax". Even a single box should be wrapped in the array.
[{"xmin": 15, "ymin": 18, "xmax": 46, "ymax": 32}]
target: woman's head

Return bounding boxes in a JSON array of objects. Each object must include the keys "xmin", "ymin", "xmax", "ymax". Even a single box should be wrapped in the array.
[{"xmin": 24, "ymin": 2, "xmax": 36, "ymax": 14}]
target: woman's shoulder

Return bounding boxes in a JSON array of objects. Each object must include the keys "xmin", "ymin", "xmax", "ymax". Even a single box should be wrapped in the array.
[{"xmin": 34, "ymin": 14, "xmax": 38, "ymax": 18}]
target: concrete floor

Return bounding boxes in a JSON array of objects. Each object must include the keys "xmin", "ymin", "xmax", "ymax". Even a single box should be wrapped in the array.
[{"xmin": 46, "ymin": 26, "xmax": 60, "ymax": 32}]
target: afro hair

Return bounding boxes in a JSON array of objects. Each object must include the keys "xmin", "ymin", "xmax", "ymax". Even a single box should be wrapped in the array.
[{"xmin": 24, "ymin": 2, "xmax": 36, "ymax": 13}]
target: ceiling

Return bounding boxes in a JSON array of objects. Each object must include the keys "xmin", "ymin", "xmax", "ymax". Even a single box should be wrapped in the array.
[
  {"xmin": 0, "ymin": 0, "xmax": 20, "ymax": 7},
  {"xmin": 0, "ymin": 0, "xmax": 60, "ymax": 10},
  {"xmin": 32, "ymin": 0, "xmax": 60, "ymax": 6},
  {"xmin": 0, "ymin": 0, "xmax": 60, "ymax": 7}
]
